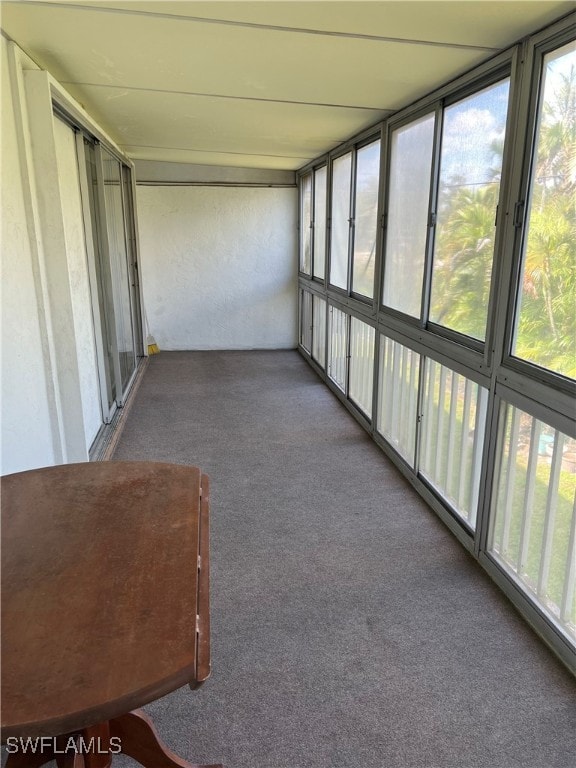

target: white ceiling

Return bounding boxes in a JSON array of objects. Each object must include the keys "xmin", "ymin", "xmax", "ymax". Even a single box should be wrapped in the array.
[{"xmin": 1, "ymin": 1, "xmax": 574, "ymax": 170}]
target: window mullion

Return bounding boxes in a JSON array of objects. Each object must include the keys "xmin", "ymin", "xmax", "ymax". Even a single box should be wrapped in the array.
[
  {"xmin": 347, "ymin": 150, "xmax": 356, "ymax": 296},
  {"xmin": 420, "ymin": 102, "xmax": 443, "ymax": 328}
]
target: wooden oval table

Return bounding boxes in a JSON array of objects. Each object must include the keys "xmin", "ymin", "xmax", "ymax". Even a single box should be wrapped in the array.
[{"xmin": 1, "ymin": 461, "xmax": 222, "ymax": 768}]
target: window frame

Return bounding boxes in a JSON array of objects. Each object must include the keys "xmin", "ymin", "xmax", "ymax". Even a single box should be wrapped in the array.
[
  {"xmin": 312, "ymin": 163, "xmax": 328, "ymax": 284},
  {"xmin": 326, "ymin": 128, "xmax": 383, "ymax": 305},
  {"xmin": 380, "ymin": 60, "xmax": 516, "ymax": 362},
  {"xmin": 298, "ymin": 170, "xmax": 313, "ymax": 277},
  {"xmin": 349, "ymin": 134, "xmax": 383, "ymax": 304},
  {"xmin": 498, "ymin": 24, "xmax": 576, "ymax": 396},
  {"xmin": 296, "ymin": 17, "xmax": 576, "ymax": 671}
]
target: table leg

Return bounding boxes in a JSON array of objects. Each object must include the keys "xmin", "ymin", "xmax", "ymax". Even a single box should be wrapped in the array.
[
  {"xmin": 109, "ymin": 710, "xmax": 223, "ymax": 768},
  {"xmin": 80, "ymin": 723, "xmax": 112, "ymax": 768}
]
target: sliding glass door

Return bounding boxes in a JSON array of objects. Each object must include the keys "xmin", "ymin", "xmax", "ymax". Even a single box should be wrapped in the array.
[{"xmin": 81, "ymin": 136, "xmax": 142, "ymax": 422}]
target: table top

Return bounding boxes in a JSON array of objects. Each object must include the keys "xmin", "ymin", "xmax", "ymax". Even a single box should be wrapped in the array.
[{"xmin": 1, "ymin": 461, "xmax": 211, "ymax": 738}]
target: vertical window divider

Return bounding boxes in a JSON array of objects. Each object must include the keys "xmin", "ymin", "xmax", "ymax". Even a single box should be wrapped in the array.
[
  {"xmin": 485, "ymin": 44, "xmax": 527, "ymax": 373},
  {"xmin": 326, "ymin": 159, "xmax": 334, "ymax": 290},
  {"xmin": 347, "ymin": 151, "xmax": 357, "ymax": 296},
  {"xmin": 378, "ymin": 126, "xmax": 391, "ymax": 314},
  {"xmin": 370, "ymin": 332, "xmax": 382, "ymax": 436},
  {"xmin": 310, "ymin": 170, "xmax": 316, "ymax": 278},
  {"xmin": 475, "ymin": 383, "xmax": 504, "ymax": 557},
  {"xmin": 420, "ymin": 103, "xmax": 443, "ymax": 328},
  {"xmin": 345, "ymin": 312, "xmax": 352, "ymax": 397},
  {"xmin": 74, "ymin": 131, "xmax": 111, "ymax": 424},
  {"xmin": 323, "ymin": 298, "xmax": 329, "ymax": 374},
  {"xmin": 93, "ymin": 142, "xmax": 123, "ymax": 408},
  {"xmin": 373, "ymin": 126, "xmax": 387, "ymax": 315},
  {"xmin": 413, "ymin": 353, "xmax": 428, "ymax": 475}
]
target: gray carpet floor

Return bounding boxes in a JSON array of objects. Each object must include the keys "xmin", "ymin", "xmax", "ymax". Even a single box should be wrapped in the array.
[{"xmin": 111, "ymin": 350, "xmax": 576, "ymax": 768}]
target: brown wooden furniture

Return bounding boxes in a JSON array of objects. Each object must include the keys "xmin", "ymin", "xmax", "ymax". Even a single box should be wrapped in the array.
[{"xmin": 1, "ymin": 461, "xmax": 222, "ymax": 768}]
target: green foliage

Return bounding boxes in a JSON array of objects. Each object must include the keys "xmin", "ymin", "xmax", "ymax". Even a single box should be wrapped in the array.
[
  {"xmin": 430, "ymin": 59, "xmax": 575, "ymax": 379},
  {"xmin": 431, "ymin": 183, "xmax": 498, "ymax": 340},
  {"xmin": 515, "ymin": 65, "xmax": 576, "ymax": 379}
]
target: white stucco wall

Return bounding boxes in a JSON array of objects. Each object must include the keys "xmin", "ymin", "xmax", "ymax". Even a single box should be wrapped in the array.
[
  {"xmin": 135, "ymin": 185, "xmax": 298, "ymax": 350},
  {"xmin": 1, "ymin": 39, "xmax": 133, "ymax": 474},
  {"xmin": 1, "ymin": 37, "xmax": 57, "ymax": 474}
]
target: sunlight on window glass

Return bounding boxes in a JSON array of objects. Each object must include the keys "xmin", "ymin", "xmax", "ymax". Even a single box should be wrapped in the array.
[
  {"xmin": 429, "ymin": 79, "xmax": 510, "ymax": 340},
  {"xmin": 383, "ymin": 114, "xmax": 435, "ymax": 317},
  {"xmin": 352, "ymin": 141, "xmax": 380, "ymax": 298},
  {"xmin": 300, "ymin": 173, "xmax": 312, "ymax": 275},
  {"xmin": 313, "ymin": 166, "xmax": 327, "ymax": 280},
  {"xmin": 513, "ymin": 41, "xmax": 576, "ymax": 380},
  {"xmin": 349, "ymin": 318, "xmax": 375, "ymax": 417},
  {"xmin": 489, "ymin": 402, "xmax": 576, "ymax": 640},
  {"xmin": 330, "ymin": 153, "xmax": 352, "ymax": 290},
  {"xmin": 420, "ymin": 360, "xmax": 488, "ymax": 528},
  {"xmin": 377, "ymin": 336, "xmax": 420, "ymax": 466}
]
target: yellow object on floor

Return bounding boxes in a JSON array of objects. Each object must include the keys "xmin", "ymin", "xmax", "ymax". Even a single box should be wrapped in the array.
[{"xmin": 146, "ymin": 334, "xmax": 160, "ymax": 355}]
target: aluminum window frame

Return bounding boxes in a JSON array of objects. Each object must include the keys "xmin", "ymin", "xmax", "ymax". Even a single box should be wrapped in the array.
[
  {"xmin": 325, "ymin": 128, "xmax": 384, "ymax": 304},
  {"xmin": 349, "ymin": 133, "xmax": 383, "ymax": 305},
  {"xmin": 312, "ymin": 163, "xmax": 328, "ymax": 284},
  {"xmin": 298, "ymin": 169, "xmax": 313, "ymax": 277},
  {"xmin": 296, "ymin": 12, "xmax": 576, "ymax": 673},
  {"xmin": 52, "ymin": 94, "xmax": 145, "ymax": 417},
  {"xmin": 327, "ymin": 147, "xmax": 355, "ymax": 296},
  {"xmin": 496, "ymin": 22, "xmax": 576, "ymax": 397}
]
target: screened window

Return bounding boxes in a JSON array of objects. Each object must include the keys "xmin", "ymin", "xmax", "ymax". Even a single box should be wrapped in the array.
[
  {"xmin": 352, "ymin": 140, "xmax": 380, "ymax": 298},
  {"xmin": 311, "ymin": 295, "xmax": 327, "ymax": 369},
  {"xmin": 377, "ymin": 336, "xmax": 420, "ymax": 466},
  {"xmin": 383, "ymin": 114, "xmax": 435, "ymax": 317},
  {"xmin": 329, "ymin": 153, "xmax": 352, "ymax": 290},
  {"xmin": 295, "ymin": 17, "xmax": 575, "ymax": 666},
  {"xmin": 300, "ymin": 172, "xmax": 312, "ymax": 275},
  {"xmin": 429, "ymin": 78, "xmax": 510, "ymax": 341},
  {"xmin": 313, "ymin": 166, "xmax": 327, "ymax": 281},
  {"xmin": 512, "ymin": 40, "xmax": 576, "ymax": 380},
  {"xmin": 300, "ymin": 289, "xmax": 312, "ymax": 354},
  {"xmin": 489, "ymin": 403, "xmax": 576, "ymax": 639},
  {"xmin": 328, "ymin": 305, "xmax": 348, "ymax": 391},
  {"xmin": 349, "ymin": 318, "xmax": 375, "ymax": 417},
  {"xmin": 420, "ymin": 360, "xmax": 488, "ymax": 528}
]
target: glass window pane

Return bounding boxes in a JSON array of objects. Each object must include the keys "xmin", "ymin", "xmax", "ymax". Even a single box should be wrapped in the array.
[
  {"xmin": 377, "ymin": 336, "xmax": 421, "ymax": 467},
  {"xmin": 300, "ymin": 289, "xmax": 312, "ymax": 353},
  {"xmin": 429, "ymin": 79, "xmax": 510, "ymax": 340},
  {"xmin": 83, "ymin": 143, "xmax": 116, "ymax": 409},
  {"xmin": 312, "ymin": 295, "xmax": 326, "ymax": 369},
  {"xmin": 101, "ymin": 148, "xmax": 137, "ymax": 392},
  {"xmin": 489, "ymin": 403, "xmax": 576, "ymax": 641},
  {"xmin": 383, "ymin": 114, "xmax": 435, "ymax": 317},
  {"xmin": 513, "ymin": 41, "xmax": 576, "ymax": 380},
  {"xmin": 313, "ymin": 166, "xmax": 327, "ymax": 280},
  {"xmin": 329, "ymin": 153, "xmax": 352, "ymax": 289},
  {"xmin": 349, "ymin": 318, "xmax": 375, "ymax": 417},
  {"xmin": 328, "ymin": 306, "xmax": 348, "ymax": 391},
  {"xmin": 300, "ymin": 173, "xmax": 312, "ymax": 275},
  {"xmin": 352, "ymin": 140, "xmax": 380, "ymax": 298},
  {"xmin": 420, "ymin": 360, "xmax": 488, "ymax": 528}
]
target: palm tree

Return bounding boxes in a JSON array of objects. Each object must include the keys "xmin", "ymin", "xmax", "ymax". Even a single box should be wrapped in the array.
[{"xmin": 515, "ymin": 61, "xmax": 576, "ymax": 378}]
